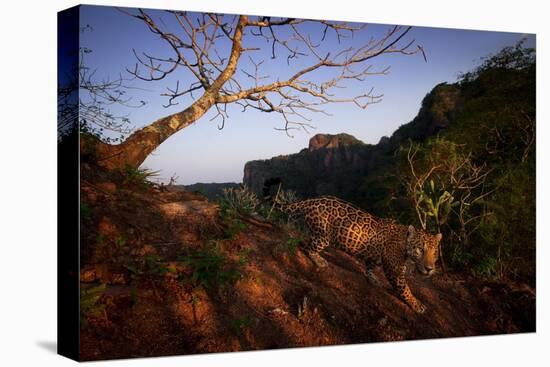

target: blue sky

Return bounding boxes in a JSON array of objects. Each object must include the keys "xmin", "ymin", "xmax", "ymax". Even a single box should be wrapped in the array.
[{"xmin": 79, "ymin": 5, "xmax": 535, "ymax": 184}]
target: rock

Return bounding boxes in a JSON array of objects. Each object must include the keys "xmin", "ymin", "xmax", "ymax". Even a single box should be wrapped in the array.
[
  {"xmin": 136, "ymin": 244, "xmax": 157, "ymax": 257},
  {"xmin": 243, "ymin": 133, "xmax": 371, "ymax": 195},
  {"xmin": 308, "ymin": 133, "xmax": 363, "ymax": 151},
  {"xmin": 97, "ymin": 182, "xmax": 117, "ymax": 194},
  {"xmin": 98, "ymin": 217, "xmax": 117, "ymax": 237},
  {"xmin": 378, "ymin": 136, "xmax": 390, "ymax": 145},
  {"xmin": 80, "ymin": 266, "xmax": 98, "ymax": 282},
  {"xmin": 110, "ymin": 272, "xmax": 128, "ymax": 285}
]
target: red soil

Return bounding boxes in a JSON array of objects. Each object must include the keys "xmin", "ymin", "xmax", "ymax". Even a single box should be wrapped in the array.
[{"xmin": 78, "ymin": 174, "xmax": 535, "ymax": 361}]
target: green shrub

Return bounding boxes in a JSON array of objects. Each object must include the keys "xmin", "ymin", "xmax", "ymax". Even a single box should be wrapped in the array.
[
  {"xmin": 179, "ymin": 244, "xmax": 243, "ymax": 289},
  {"xmin": 121, "ymin": 165, "xmax": 159, "ymax": 190},
  {"xmin": 143, "ymin": 255, "xmax": 171, "ymax": 276},
  {"xmin": 279, "ymin": 235, "xmax": 303, "ymax": 256},
  {"xmin": 230, "ymin": 315, "xmax": 253, "ymax": 336},
  {"xmin": 217, "ymin": 190, "xmax": 251, "ymax": 240},
  {"xmin": 355, "ymin": 42, "xmax": 535, "ymax": 284},
  {"xmin": 80, "ymin": 283, "xmax": 106, "ymax": 327},
  {"xmin": 220, "ymin": 186, "xmax": 259, "ymax": 215},
  {"xmin": 223, "ymin": 218, "xmax": 247, "ymax": 240},
  {"xmin": 80, "ymin": 202, "xmax": 92, "ymax": 221},
  {"xmin": 473, "ymin": 256, "xmax": 499, "ymax": 280}
]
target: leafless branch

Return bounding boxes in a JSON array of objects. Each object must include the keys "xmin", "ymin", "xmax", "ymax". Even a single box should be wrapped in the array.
[{"xmin": 124, "ymin": 10, "xmax": 425, "ymax": 134}]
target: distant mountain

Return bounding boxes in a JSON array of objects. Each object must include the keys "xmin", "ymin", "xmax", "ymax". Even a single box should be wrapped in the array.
[
  {"xmin": 243, "ymin": 83, "xmax": 462, "ymax": 200},
  {"xmin": 173, "ymin": 182, "xmax": 240, "ymax": 201}
]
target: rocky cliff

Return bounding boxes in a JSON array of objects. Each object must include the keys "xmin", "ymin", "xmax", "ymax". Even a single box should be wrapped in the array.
[
  {"xmin": 243, "ymin": 83, "xmax": 461, "ymax": 199},
  {"xmin": 243, "ymin": 133, "xmax": 378, "ymax": 198}
]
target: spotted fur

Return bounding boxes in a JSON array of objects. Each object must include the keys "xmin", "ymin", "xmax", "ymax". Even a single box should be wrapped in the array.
[{"xmin": 265, "ymin": 181, "xmax": 442, "ymax": 313}]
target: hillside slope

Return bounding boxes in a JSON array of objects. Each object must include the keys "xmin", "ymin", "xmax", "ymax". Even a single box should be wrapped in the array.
[{"xmin": 79, "ymin": 169, "xmax": 535, "ymax": 361}]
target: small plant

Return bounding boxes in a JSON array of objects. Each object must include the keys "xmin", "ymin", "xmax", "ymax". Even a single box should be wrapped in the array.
[
  {"xmin": 179, "ymin": 244, "xmax": 242, "ymax": 289},
  {"xmin": 415, "ymin": 179, "xmax": 458, "ymax": 232},
  {"xmin": 223, "ymin": 219, "xmax": 247, "ymax": 240},
  {"xmin": 248, "ymin": 273, "xmax": 264, "ymax": 286},
  {"xmin": 297, "ymin": 296, "xmax": 308, "ymax": 320},
  {"xmin": 119, "ymin": 252, "xmax": 175, "ymax": 282},
  {"xmin": 473, "ymin": 256, "xmax": 499, "ymax": 280},
  {"xmin": 80, "ymin": 202, "xmax": 92, "ymax": 221},
  {"xmin": 130, "ymin": 283, "xmax": 138, "ymax": 307},
  {"xmin": 95, "ymin": 233, "xmax": 130, "ymax": 262},
  {"xmin": 220, "ymin": 186, "xmax": 260, "ymax": 215},
  {"xmin": 230, "ymin": 315, "xmax": 253, "ymax": 336},
  {"xmin": 190, "ymin": 293, "xmax": 201, "ymax": 306},
  {"xmin": 258, "ymin": 205, "xmax": 287, "ymax": 223},
  {"xmin": 220, "ymin": 200, "xmax": 246, "ymax": 240},
  {"xmin": 114, "ymin": 236, "xmax": 126, "ymax": 249},
  {"xmin": 449, "ymin": 243, "xmax": 474, "ymax": 269},
  {"xmin": 237, "ymin": 248, "xmax": 251, "ymax": 266},
  {"xmin": 278, "ymin": 235, "xmax": 303, "ymax": 255},
  {"xmin": 80, "ymin": 283, "xmax": 107, "ymax": 327},
  {"xmin": 95, "ymin": 234, "xmax": 106, "ymax": 248},
  {"xmin": 122, "ymin": 261, "xmax": 139, "ymax": 276},
  {"xmin": 143, "ymin": 255, "xmax": 171, "ymax": 276},
  {"xmin": 121, "ymin": 164, "xmax": 159, "ymax": 190},
  {"xmin": 275, "ymin": 188, "xmax": 298, "ymax": 205}
]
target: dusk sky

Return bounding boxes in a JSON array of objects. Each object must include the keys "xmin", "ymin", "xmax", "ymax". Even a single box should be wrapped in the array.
[{"xmin": 79, "ymin": 5, "xmax": 535, "ymax": 185}]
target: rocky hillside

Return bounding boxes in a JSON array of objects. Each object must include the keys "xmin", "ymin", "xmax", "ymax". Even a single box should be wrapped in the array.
[
  {"xmin": 243, "ymin": 83, "xmax": 461, "ymax": 199},
  {"xmin": 79, "ymin": 165, "xmax": 535, "ymax": 360}
]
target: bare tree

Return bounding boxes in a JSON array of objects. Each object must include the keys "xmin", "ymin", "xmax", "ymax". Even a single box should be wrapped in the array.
[
  {"xmin": 59, "ymin": 25, "xmax": 145, "ymax": 143},
  {"xmin": 89, "ymin": 10, "xmax": 425, "ymax": 169},
  {"xmin": 403, "ymin": 138, "xmax": 496, "ymax": 270},
  {"xmin": 78, "ymin": 47, "xmax": 146, "ymax": 143}
]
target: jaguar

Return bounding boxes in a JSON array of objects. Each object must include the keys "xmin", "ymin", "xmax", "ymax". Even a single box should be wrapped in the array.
[{"xmin": 264, "ymin": 178, "xmax": 442, "ymax": 313}]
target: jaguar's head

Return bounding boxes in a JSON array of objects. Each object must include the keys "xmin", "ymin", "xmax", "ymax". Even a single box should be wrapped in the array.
[{"xmin": 406, "ymin": 225, "xmax": 442, "ymax": 276}]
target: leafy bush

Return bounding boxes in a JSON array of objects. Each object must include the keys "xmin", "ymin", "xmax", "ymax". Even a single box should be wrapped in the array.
[
  {"xmin": 278, "ymin": 235, "xmax": 303, "ymax": 256},
  {"xmin": 121, "ymin": 164, "xmax": 159, "ymax": 190},
  {"xmin": 355, "ymin": 42, "xmax": 535, "ymax": 284},
  {"xmin": 473, "ymin": 255, "xmax": 499, "ymax": 280},
  {"xmin": 179, "ymin": 244, "xmax": 243, "ymax": 289},
  {"xmin": 80, "ymin": 283, "xmax": 107, "ymax": 327},
  {"xmin": 230, "ymin": 315, "xmax": 253, "ymax": 336},
  {"xmin": 217, "ymin": 187, "xmax": 258, "ymax": 239},
  {"xmin": 220, "ymin": 186, "xmax": 260, "ymax": 215},
  {"xmin": 274, "ymin": 187, "xmax": 298, "ymax": 205},
  {"xmin": 80, "ymin": 202, "xmax": 92, "ymax": 221},
  {"xmin": 143, "ymin": 255, "xmax": 171, "ymax": 276}
]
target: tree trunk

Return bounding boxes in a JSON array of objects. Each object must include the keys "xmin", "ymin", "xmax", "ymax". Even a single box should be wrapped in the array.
[
  {"xmin": 89, "ymin": 92, "xmax": 216, "ymax": 170},
  {"xmin": 83, "ymin": 15, "xmax": 248, "ymax": 171}
]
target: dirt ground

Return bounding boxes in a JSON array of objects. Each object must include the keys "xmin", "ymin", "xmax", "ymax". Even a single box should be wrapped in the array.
[{"xmin": 78, "ymin": 169, "xmax": 536, "ymax": 361}]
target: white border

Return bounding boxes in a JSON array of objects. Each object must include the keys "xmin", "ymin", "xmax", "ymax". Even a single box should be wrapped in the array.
[{"xmin": 0, "ymin": 0, "xmax": 547, "ymax": 366}]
